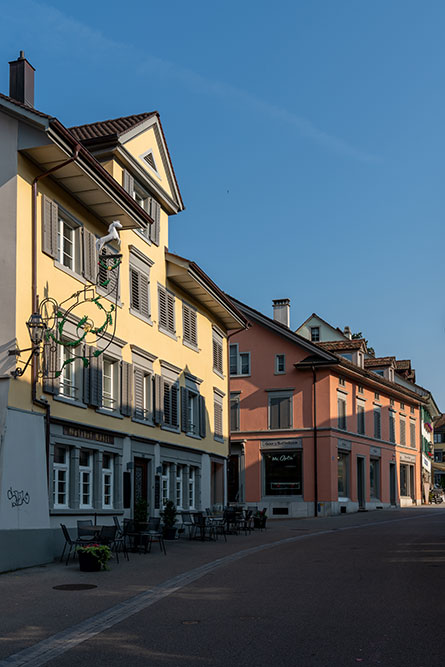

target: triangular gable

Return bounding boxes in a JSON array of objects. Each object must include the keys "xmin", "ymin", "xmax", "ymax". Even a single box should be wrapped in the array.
[{"xmin": 296, "ymin": 313, "xmax": 347, "ymax": 343}]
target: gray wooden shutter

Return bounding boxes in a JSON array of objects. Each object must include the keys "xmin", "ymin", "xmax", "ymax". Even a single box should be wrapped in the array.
[
  {"xmin": 270, "ymin": 397, "xmax": 279, "ymax": 430},
  {"xmin": 123, "ymin": 169, "xmax": 134, "ymax": 195},
  {"xmin": 199, "ymin": 396, "xmax": 206, "ymax": 438},
  {"xmin": 83, "ymin": 228, "xmax": 97, "ymax": 282},
  {"xmin": 139, "ymin": 273, "xmax": 150, "ymax": 318},
  {"xmin": 134, "ymin": 368, "xmax": 144, "ymax": 419},
  {"xmin": 149, "ymin": 198, "xmax": 160, "ymax": 245},
  {"xmin": 171, "ymin": 384, "xmax": 179, "ymax": 428},
  {"xmin": 181, "ymin": 387, "xmax": 189, "ymax": 432},
  {"xmin": 42, "ymin": 340, "xmax": 60, "ymax": 395},
  {"xmin": 120, "ymin": 361, "xmax": 133, "ymax": 416},
  {"xmin": 85, "ymin": 346, "xmax": 103, "ymax": 407},
  {"xmin": 42, "ymin": 195, "xmax": 58, "ymax": 259},
  {"xmin": 153, "ymin": 374, "xmax": 163, "ymax": 424},
  {"xmin": 158, "ymin": 287, "xmax": 168, "ymax": 330},
  {"xmin": 167, "ymin": 292, "xmax": 175, "ymax": 333},
  {"xmin": 83, "ymin": 344, "xmax": 91, "ymax": 405}
]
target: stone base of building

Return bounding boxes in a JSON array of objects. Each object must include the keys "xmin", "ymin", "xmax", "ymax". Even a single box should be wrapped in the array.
[{"xmin": 247, "ymin": 498, "xmax": 397, "ymax": 519}]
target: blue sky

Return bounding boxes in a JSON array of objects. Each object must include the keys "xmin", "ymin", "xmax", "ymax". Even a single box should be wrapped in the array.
[{"xmin": 1, "ymin": 0, "xmax": 444, "ymax": 408}]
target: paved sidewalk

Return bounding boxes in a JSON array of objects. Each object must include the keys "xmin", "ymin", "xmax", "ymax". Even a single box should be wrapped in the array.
[{"xmin": 0, "ymin": 507, "xmax": 440, "ymax": 663}]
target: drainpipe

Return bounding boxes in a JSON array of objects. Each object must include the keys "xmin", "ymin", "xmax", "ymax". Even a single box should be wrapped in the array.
[
  {"xmin": 30, "ymin": 146, "xmax": 80, "ymax": 475},
  {"xmin": 312, "ymin": 365, "xmax": 318, "ymax": 518}
]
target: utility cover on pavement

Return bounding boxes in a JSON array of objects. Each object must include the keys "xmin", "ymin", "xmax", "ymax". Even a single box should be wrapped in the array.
[{"xmin": 53, "ymin": 584, "xmax": 97, "ymax": 591}]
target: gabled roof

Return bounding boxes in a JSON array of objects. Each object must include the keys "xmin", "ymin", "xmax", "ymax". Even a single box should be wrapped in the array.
[
  {"xmin": 70, "ymin": 113, "xmax": 157, "ymax": 142},
  {"xmin": 364, "ymin": 356, "xmax": 396, "ymax": 368},
  {"xmin": 166, "ymin": 252, "xmax": 248, "ymax": 331},
  {"xmin": 0, "ymin": 91, "xmax": 53, "ymax": 119},
  {"xmin": 296, "ymin": 312, "xmax": 346, "ymax": 338},
  {"xmin": 318, "ymin": 339, "xmax": 367, "ymax": 352},
  {"xmin": 227, "ymin": 297, "xmax": 338, "ymax": 363}
]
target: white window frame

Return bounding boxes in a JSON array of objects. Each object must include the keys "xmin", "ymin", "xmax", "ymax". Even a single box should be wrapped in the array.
[
  {"xmin": 310, "ymin": 326, "xmax": 320, "ymax": 342},
  {"xmin": 187, "ymin": 389, "xmax": 199, "ymax": 436},
  {"xmin": 188, "ymin": 467, "xmax": 196, "ymax": 510},
  {"xmin": 102, "ymin": 454, "xmax": 114, "ymax": 509},
  {"xmin": 102, "ymin": 357, "xmax": 118, "ymax": 411},
  {"xmin": 79, "ymin": 450, "xmax": 93, "ymax": 509},
  {"xmin": 59, "ymin": 343, "xmax": 81, "ymax": 400},
  {"xmin": 53, "ymin": 446, "xmax": 69, "ymax": 509},
  {"xmin": 162, "ymin": 463, "xmax": 170, "ymax": 505},
  {"xmin": 58, "ymin": 215, "xmax": 77, "ymax": 271},
  {"xmin": 176, "ymin": 465, "xmax": 183, "ymax": 509}
]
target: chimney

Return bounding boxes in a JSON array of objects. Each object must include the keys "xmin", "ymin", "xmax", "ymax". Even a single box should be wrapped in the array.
[
  {"xmin": 343, "ymin": 326, "xmax": 352, "ymax": 340},
  {"xmin": 272, "ymin": 298, "xmax": 290, "ymax": 328},
  {"xmin": 9, "ymin": 51, "xmax": 35, "ymax": 107}
]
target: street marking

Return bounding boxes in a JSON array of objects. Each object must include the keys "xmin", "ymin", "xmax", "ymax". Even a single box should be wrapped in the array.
[{"xmin": 1, "ymin": 510, "xmax": 444, "ymax": 666}]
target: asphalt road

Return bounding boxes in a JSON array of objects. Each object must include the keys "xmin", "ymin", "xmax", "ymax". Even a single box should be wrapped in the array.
[{"xmin": 3, "ymin": 509, "xmax": 445, "ymax": 667}]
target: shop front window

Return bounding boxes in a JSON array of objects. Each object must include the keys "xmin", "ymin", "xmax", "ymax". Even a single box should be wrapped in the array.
[
  {"xmin": 263, "ymin": 450, "xmax": 302, "ymax": 496},
  {"xmin": 370, "ymin": 459, "xmax": 380, "ymax": 499},
  {"xmin": 338, "ymin": 452, "xmax": 349, "ymax": 498}
]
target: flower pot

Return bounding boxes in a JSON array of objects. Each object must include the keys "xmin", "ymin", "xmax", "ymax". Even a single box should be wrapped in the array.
[
  {"xmin": 163, "ymin": 526, "xmax": 177, "ymax": 540},
  {"xmin": 78, "ymin": 551, "xmax": 101, "ymax": 572}
]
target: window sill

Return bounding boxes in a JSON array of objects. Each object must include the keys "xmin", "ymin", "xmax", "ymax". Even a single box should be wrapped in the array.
[
  {"xmin": 159, "ymin": 326, "xmax": 177, "ymax": 341},
  {"xmin": 134, "ymin": 229, "xmax": 152, "ymax": 246},
  {"xmin": 274, "ymin": 372, "xmax": 286, "ymax": 376},
  {"xmin": 96, "ymin": 289, "xmax": 123, "ymax": 309},
  {"xmin": 186, "ymin": 432, "xmax": 202, "ymax": 440},
  {"xmin": 214, "ymin": 435, "xmax": 224, "ymax": 443},
  {"xmin": 50, "ymin": 508, "xmax": 124, "ymax": 515},
  {"xmin": 54, "ymin": 395, "xmax": 87, "ymax": 409},
  {"xmin": 161, "ymin": 424, "xmax": 180, "ymax": 434},
  {"xmin": 96, "ymin": 408, "xmax": 124, "ymax": 420},
  {"xmin": 183, "ymin": 339, "xmax": 199, "ymax": 353},
  {"xmin": 129, "ymin": 308, "xmax": 153, "ymax": 326},
  {"xmin": 230, "ymin": 373, "xmax": 251, "ymax": 378},
  {"xmin": 213, "ymin": 368, "xmax": 225, "ymax": 380},
  {"xmin": 132, "ymin": 416, "xmax": 154, "ymax": 427},
  {"xmin": 267, "ymin": 427, "xmax": 293, "ymax": 432},
  {"xmin": 54, "ymin": 261, "xmax": 87, "ymax": 285}
]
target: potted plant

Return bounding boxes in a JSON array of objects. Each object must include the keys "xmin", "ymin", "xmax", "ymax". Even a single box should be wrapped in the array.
[
  {"xmin": 161, "ymin": 499, "xmax": 178, "ymax": 540},
  {"xmin": 76, "ymin": 544, "xmax": 112, "ymax": 571},
  {"xmin": 253, "ymin": 508, "xmax": 267, "ymax": 530}
]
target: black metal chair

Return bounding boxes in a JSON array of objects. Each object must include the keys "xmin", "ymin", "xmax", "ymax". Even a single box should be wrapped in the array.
[
  {"xmin": 142, "ymin": 517, "xmax": 166, "ymax": 555},
  {"xmin": 60, "ymin": 524, "xmax": 88, "ymax": 565},
  {"xmin": 96, "ymin": 524, "xmax": 128, "ymax": 563},
  {"xmin": 77, "ymin": 519, "xmax": 95, "ymax": 542},
  {"xmin": 113, "ymin": 515, "xmax": 123, "ymax": 537},
  {"xmin": 122, "ymin": 519, "xmax": 143, "ymax": 553},
  {"xmin": 180, "ymin": 511, "xmax": 195, "ymax": 539}
]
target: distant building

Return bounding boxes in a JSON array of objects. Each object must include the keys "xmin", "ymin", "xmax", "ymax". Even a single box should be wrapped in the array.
[{"xmin": 433, "ymin": 414, "xmax": 445, "ymax": 487}]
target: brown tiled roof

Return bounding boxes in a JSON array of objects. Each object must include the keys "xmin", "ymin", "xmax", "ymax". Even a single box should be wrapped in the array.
[
  {"xmin": 317, "ymin": 339, "xmax": 366, "ymax": 352},
  {"xmin": 0, "ymin": 91, "xmax": 53, "ymax": 119},
  {"xmin": 395, "ymin": 360, "xmax": 411, "ymax": 370},
  {"xmin": 364, "ymin": 356, "xmax": 395, "ymax": 368},
  {"xmin": 69, "ymin": 113, "xmax": 157, "ymax": 142}
]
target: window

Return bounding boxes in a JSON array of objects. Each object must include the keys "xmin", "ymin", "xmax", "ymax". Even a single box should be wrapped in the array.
[
  {"xmin": 229, "ymin": 343, "xmax": 250, "ymax": 376},
  {"xmin": 188, "ymin": 468, "xmax": 196, "ymax": 509},
  {"xmin": 358, "ymin": 385, "xmax": 364, "ymax": 394},
  {"xmin": 370, "ymin": 459, "xmax": 380, "ymax": 499},
  {"xmin": 183, "ymin": 303, "xmax": 198, "ymax": 348},
  {"xmin": 374, "ymin": 392, "xmax": 380, "ymax": 400},
  {"xmin": 102, "ymin": 454, "xmax": 113, "ymax": 509},
  {"xmin": 102, "ymin": 358, "xmax": 118, "ymax": 410},
  {"xmin": 230, "ymin": 393, "xmax": 240, "ymax": 432},
  {"xmin": 275, "ymin": 354, "xmax": 285, "ymax": 374},
  {"xmin": 310, "ymin": 327, "xmax": 320, "ymax": 342},
  {"xmin": 389, "ymin": 412, "xmax": 395, "ymax": 443},
  {"xmin": 163, "ymin": 381, "xmax": 179, "ymax": 429},
  {"xmin": 134, "ymin": 368, "xmax": 152, "ymax": 421},
  {"xmin": 400, "ymin": 463, "xmax": 414, "ymax": 498},
  {"xmin": 337, "ymin": 397, "xmax": 347, "ymax": 431},
  {"xmin": 410, "ymin": 420, "xmax": 416, "ymax": 449},
  {"xmin": 269, "ymin": 392, "xmax": 292, "ymax": 430},
  {"xmin": 374, "ymin": 406, "xmax": 381, "ymax": 439},
  {"xmin": 212, "ymin": 329, "xmax": 224, "ymax": 375},
  {"xmin": 158, "ymin": 285, "xmax": 175, "ymax": 335},
  {"xmin": 123, "ymin": 170, "xmax": 160, "ymax": 245},
  {"xmin": 400, "ymin": 402, "xmax": 405, "ymax": 411},
  {"xmin": 130, "ymin": 266, "xmax": 150, "ymax": 320},
  {"xmin": 357, "ymin": 403, "xmax": 365, "ymax": 435},
  {"xmin": 340, "ymin": 353, "xmax": 353, "ymax": 361},
  {"xmin": 339, "ymin": 377, "xmax": 346, "ymax": 387},
  {"xmin": 97, "ymin": 248, "xmax": 120, "ymax": 300},
  {"xmin": 435, "ymin": 450, "xmax": 443, "ymax": 463},
  {"xmin": 181, "ymin": 388, "xmax": 200, "ymax": 436},
  {"xmin": 79, "ymin": 450, "xmax": 93, "ymax": 508},
  {"xmin": 373, "ymin": 369, "xmax": 384, "ymax": 377},
  {"xmin": 176, "ymin": 465, "xmax": 183, "ymax": 509},
  {"xmin": 162, "ymin": 463, "xmax": 170, "ymax": 505},
  {"xmin": 214, "ymin": 393, "xmax": 224, "ymax": 441},
  {"xmin": 390, "ymin": 398, "xmax": 394, "ymax": 407},
  {"xmin": 59, "ymin": 344, "xmax": 80, "ymax": 400},
  {"xmin": 53, "ymin": 446, "xmax": 69, "ymax": 508},
  {"xmin": 410, "ymin": 406, "xmax": 415, "ymax": 414},
  {"xmin": 263, "ymin": 451, "xmax": 302, "ymax": 496},
  {"xmin": 337, "ymin": 452, "xmax": 349, "ymax": 498},
  {"xmin": 58, "ymin": 215, "xmax": 77, "ymax": 270},
  {"xmin": 400, "ymin": 416, "xmax": 406, "ymax": 446}
]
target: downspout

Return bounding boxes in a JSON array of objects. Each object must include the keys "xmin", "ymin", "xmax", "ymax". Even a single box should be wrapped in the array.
[
  {"xmin": 312, "ymin": 365, "xmax": 318, "ymax": 518},
  {"xmin": 31, "ymin": 146, "xmax": 80, "ymax": 476}
]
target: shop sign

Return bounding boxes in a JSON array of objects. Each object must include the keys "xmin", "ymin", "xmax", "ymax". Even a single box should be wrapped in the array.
[
  {"xmin": 422, "ymin": 453, "xmax": 432, "ymax": 472},
  {"xmin": 261, "ymin": 439, "xmax": 302, "ymax": 450},
  {"xmin": 63, "ymin": 425, "xmax": 114, "ymax": 445},
  {"xmin": 400, "ymin": 453, "xmax": 416, "ymax": 464}
]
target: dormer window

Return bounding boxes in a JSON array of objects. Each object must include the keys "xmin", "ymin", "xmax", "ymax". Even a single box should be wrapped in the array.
[
  {"xmin": 123, "ymin": 169, "xmax": 160, "ymax": 245},
  {"xmin": 310, "ymin": 327, "xmax": 320, "ymax": 342}
]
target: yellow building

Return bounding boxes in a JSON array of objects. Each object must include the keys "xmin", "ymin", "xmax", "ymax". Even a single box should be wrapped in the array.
[{"xmin": 0, "ymin": 53, "xmax": 246, "ymax": 571}]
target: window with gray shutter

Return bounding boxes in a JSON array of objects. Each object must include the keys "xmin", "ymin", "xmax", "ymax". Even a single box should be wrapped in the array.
[
  {"xmin": 42, "ymin": 340, "xmax": 60, "ymax": 395},
  {"xmin": 389, "ymin": 413, "xmax": 396, "ymax": 443},
  {"xmin": 149, "ymin": 198, "xmax": 160, "ymax": 245},
  {"xmin": 374, "ymin": 407, "xmax": 381, "ymax": 439},
  {"xmin": 42, "ymin": 195, "xmax": 58, "ymax": 259},
  {"xmin": 183, "ymin": 303, "xmax": 197, "ymax": 347},
  {"xmin": 130, "ymin": 267, "xmax": 150, "ymax": 319},
  {"xmin": 83, "ymin": 346, "xmax": 103, "ymax": 408},
  {"xmin": 400, "ymin": 417, "xmax": 406, "ymax": 446},
  {"xmin": 230, "ymin": 394, "xmax": 240, "ymax": 432},
  {"xmin": 357, "ymin": 403, "xmax": 365, "ymax": 435},
  {"xmin": 181, "ymin": 387, "xmax": 189, "ymax": 432},
  {"xmin": 214, "ymin": 395, "xmax": 223, "ymax": 440},
  {"xmin": 123, "ymin": 169, "xmax": 134, "ymax": 195},
  {"xmin": 153, "ymin": 374, "xmax": 162, "ymax": 424},
  {"xmin": 338, "ymin": 397, "xmax": 347, "ymax": 431},
  {"xmin": 163, "ymin": 381, "xmax": 179, "ymax": 428},
  {"xmin": 199, "ymin": 396, "xmax": 206, "ymax": 438},
  {"xmin": 134, "ymin": 367, "xmax": 145, "ymax": 420},
  {"xmin": 269, "ymin": 393, "xmax": 292, "ymax": 430},
  {"xmin": 83, "ymin": 228, "xmax": 97, "ymax": 282},
  {"xmin": 410, "ymin": 421, "xmax": 416, "ymax": 448},
  {"xmin": 158, "ymin": 286, "xmax": 175, "ymax": 335},
  {"xmin": 213, "ymin": 330, "xmax": 224, "ymax": 374}
]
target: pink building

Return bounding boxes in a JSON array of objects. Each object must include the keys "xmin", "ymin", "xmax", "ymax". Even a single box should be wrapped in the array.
[{"xmin": 228, "ymin": 298, "xmax": 426, "ymax": 517}]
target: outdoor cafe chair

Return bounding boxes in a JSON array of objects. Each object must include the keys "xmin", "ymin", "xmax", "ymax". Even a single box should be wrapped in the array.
[
  {"xmin": 97, "ymin": 524, "xmax": 128, "ymax": 563},
  {"xmin": 192, "ymin": 512, "xmax": 216, "ymax": 541},
  {"xmin": 60, "ymin": 523, "xmax": 89, "ymax": 566},
  {"xmin": 180, "ymin": 511, "xmax": 195, "ymax": 539},
  {"xmin": 122, "ymin": 519, "xmax": 141, "ymax": 552},
  {"xmin": 77, "ymin": 519, "xmax": 95, "ymax": 542},
  {"xmin": 142, "ymin": 517, "xmax": 166, "ymax": 555}
]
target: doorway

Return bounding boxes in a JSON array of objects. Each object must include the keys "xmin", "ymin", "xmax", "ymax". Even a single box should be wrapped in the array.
[
  {"xmin": 357, "ymin": 457, "xmax": 366, "ymax": 509},
  {"xmin": 134, "ymin": 458, "xmax": 149, "ymax": 507},
  {"xmin": 390, "ymin": 463, "xmax": 397, "ymax": 505}
]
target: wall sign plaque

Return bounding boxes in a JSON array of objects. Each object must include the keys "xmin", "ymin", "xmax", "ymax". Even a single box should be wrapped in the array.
[
  {"xmin": 260, "ymin": 439, "xmax": 302, "ymax": 450},
  {"xmin": 63, "ymin": 425, "xmax": 114, "ymax": 445}
]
